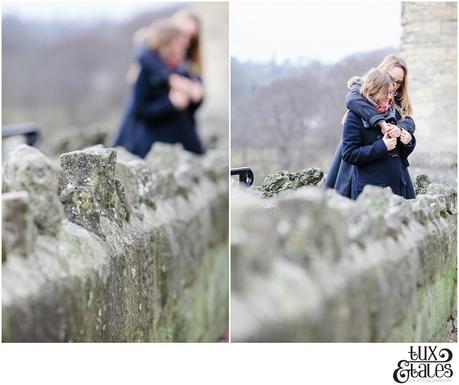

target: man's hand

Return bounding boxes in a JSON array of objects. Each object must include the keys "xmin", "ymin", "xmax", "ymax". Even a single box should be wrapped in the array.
[
  {"xmin": 383, "ymin": 132, "xmax": 397, "ymax": 151},
  {"xmin": 400, "ymin": 129, "xmax": 412, "ymax": 145}
]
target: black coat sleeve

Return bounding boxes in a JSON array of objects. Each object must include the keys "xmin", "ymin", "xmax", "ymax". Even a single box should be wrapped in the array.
[
  {"xmin": 181, "ymin": 73, "xmax": 204, "ymax": 113},
  {"xmin": 132, "ymin": 70, "xmax": 177, "ymax": 121},
  {"xmin": 342, "ymin": 112, "xmax": 388, "ymax": 166},
  {"xmin": 137, "ymin": 48, "xmax": 170, "ymax": 87},
  {"xmin": 345, "ymin": 84, "xmax": 386, "ymax": 127},
  {"xmin": 398, "ymin": 132, "xmax": 416, "ymax": 159},
  {"xmin": 396, "ymin": 116, "xmax": 416, "ymax": 134}
]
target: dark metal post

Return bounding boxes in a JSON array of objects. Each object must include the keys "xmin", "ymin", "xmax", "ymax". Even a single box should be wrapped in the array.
[
  {"xmin": 231, "ymin": 167, "xmax": 254, "ymax": 187},
  {"xmin": 2, "ymin": 122, "xmax": 40, "ymax": 146}
]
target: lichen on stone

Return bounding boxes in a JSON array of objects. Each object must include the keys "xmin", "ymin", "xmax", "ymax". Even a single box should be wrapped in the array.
[
  {"xmin": 415, "ymin": 174, "xmax": 432, "ymax": 195},
  {"xmin": 2, "ymin": 145, "xmax": 63, "ymax": 235},
  {"xmin": 258, "ymin": 167, "xmax": 325, "ymax": 198},
  {"xmin": 57, "ymin": 147, "xmax": 130, "ymax": 238}
]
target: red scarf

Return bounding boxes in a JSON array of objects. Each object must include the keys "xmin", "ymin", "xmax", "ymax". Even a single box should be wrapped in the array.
[
  {"xmin": 165, "ymin": 58, "xmax": 181, "ymax": 70},
  {"xmin": 369, "ymin": 96, "xmax": 394, "ymax": 114}
]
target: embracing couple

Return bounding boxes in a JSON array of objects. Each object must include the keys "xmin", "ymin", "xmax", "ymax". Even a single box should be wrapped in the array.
[
  {"xmin": 114, "ymin": 11, "xmax": 205, "ymax": 159},
  {"xmin": 326, "ymin": 55, "xmax": 416, "ymax": 200}
]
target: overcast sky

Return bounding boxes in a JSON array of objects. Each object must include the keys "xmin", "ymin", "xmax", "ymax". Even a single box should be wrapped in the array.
[
  {"xmin": 3, "ymin": 1, "xmax": 402, "ymax": 63},
  {"xmin": 231, "ymin": 1, "xmax": 402, "ymax": 64},
  {"xmin": 2, "ymin": 1, "xmax": 173, "ymax": 22}
]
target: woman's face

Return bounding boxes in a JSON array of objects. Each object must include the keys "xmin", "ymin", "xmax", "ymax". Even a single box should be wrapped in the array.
[
  {"xmin": 167, "ymin": 35, "xmax": 188, "ymax": 64},
  {"xmin": 389, "ymin": 66, "xmax": 405, "ymax": 93},
  {"xmin": 374, "ymin": 84, "xmax": 394, "ymax": 105}
]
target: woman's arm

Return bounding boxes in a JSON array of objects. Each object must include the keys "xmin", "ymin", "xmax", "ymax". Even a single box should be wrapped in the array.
[
  {"xmin": 188, "ymin": 80, "xmax": 204, "ymax": 112},
  {"xmin": 396, "ymin": 116, "xmax": 416, "ymax": 134},
  {"xmin": 342, "ymin": 112, "xmax": 389, "ymax": 166},
  {"xmin": 133, "ymin": 70, "xmax": 178, "ymax": 121},
  {"xmin": 137, "ymin": 47, "xmax": 170, "ymax": 87},
  {"xmin": 398, "ymin": 131, "xmax": 416, "ymax": 159},
  {"xmin": 345, "ymin": 84, "xmax": 387, "ymax": 128},
  {"xmin": 189, "ymin": 97, "xmax": 204, "ymax": 113},
  {"xmin": 169, "ymin": 73, "xmax": 204, "ymax": 113},
  {"xmin": 136, "ymin": 95, "xmax": 177, "ymax": 120}
]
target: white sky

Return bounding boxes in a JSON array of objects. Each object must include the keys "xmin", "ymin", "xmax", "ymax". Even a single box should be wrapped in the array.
[
  {"xmin": 2, "ymin": 1, "xmax": 174, "ymax": 22},
  {"xmin": 231, "ymin": 1, "xmax": 402, "ymax": 64},
  {"xmin": 3, "ymin": 1, "xmax": 402, "ymax": 62}
]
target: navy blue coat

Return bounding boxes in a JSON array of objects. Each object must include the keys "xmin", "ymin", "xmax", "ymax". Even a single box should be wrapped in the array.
[
  {"xmin": 325, "ymin": 84, "xmax": 416, "ymax": 197},
  {"xmin": 113, "ymin": 47, "xmax": 205, "ymax": 158},
  {"xmin": 341, "ymin": 110, "xmax": 416, "ymax": 200},
  {"xmin": 345, "ymin": 83, "xmax": 415, "ymax": 134}
]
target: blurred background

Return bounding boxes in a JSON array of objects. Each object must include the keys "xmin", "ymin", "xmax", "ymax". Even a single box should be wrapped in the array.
[
  {"xmin": 3, "ymin": 1, "xmax": 228, "ymax": 157},
  {"xmin": 231, "ymin": 2, "xmax": 404, "ymax": 184}
]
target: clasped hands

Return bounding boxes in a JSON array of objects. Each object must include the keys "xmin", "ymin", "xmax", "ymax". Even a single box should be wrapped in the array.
[
  {"xmin": 168, "ymin": 74, "xmax": 204, "ymax": 110},
  {"xmin": 381, "ymin": 122, "xmax": 412, "ymax": 151}
]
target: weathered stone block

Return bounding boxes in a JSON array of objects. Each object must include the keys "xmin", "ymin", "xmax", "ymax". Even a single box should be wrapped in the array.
[
  {"xmin": 115, "ymin": 158, "xmax": 156, "ymax": 211},
  {"xmin": 58, "ymin": 147, "xmax": 130, "ymax": 238},
  {"xmin": 259, "ymin": 167, "xmax": 324, "ymax": 198},
  {"xmin": 2, "ymin": 145, "xmax": 63, "ymax": 235},
  {"xmin": 415, "ymin": 174, "xmax": 432, "ymax": 195},
  {"xmin": 232, "ymin": 170, "xmax": 457, "ymax": 342},
  {"xmin": 3, "ymin": 144, "xmax": 228, "ymax": 342},
  {"xmin": 2, "ymin": 191, "xmax": 37, "ymax": 259}
]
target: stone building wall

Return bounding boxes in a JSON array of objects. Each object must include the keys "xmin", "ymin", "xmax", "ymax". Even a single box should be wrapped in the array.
[
  {"xmin": 2, "ymin": 143, "xmax": 228, "ymax": 342},
  {"xmin": 400, "ymin": 2, "xmax": 457, "ymax": 180}
]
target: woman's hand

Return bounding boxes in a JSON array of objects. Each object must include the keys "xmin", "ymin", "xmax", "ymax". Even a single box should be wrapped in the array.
[
  {"xmin": 169, "ymin": 74, "xmax": 189, "ymax": 92},
  {"xmin": 400, "ymin": 129, "xmax": 412, "ymax": 145},
  {"xmin": 169, "ymin": 74, "xmax": 204, "ymax": 103},
  {"xmin": 383, "ymin": 132, "xmax": 397, "ymax": 151},
  {"xmin": 187, "ymin": 81, "xmax": 204, "ymax": 103},
  {"xmin": 386, "ymin": 123, "xmax": 401, "ymax": 138},
  {"xmin": 169, "ymin": 89, "xmax": 189, "ymax": 110},
  {"xmin": 378, "ymin": 121, "xmax": 390, "ymax": 135}
]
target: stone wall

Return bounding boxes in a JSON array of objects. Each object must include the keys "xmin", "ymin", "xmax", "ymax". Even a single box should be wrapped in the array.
[
  {"xmin": 232, "ymin": 182, "xmax": 457, "ymax": 342},
  {"xmin": 2, "ymin": 143, "xmax": 228, "ymax": 342},
  {"xmin": 400, "ymin": 2, "xmax": 457, "ymax": 184},
  {"xmin": 191, "ymin": 3, "xmax": 229, "ymax": 132}
]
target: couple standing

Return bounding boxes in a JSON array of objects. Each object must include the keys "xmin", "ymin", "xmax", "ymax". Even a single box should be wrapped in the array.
[
  {"xmin": 114, "ymin": 10, "xmax": 205, "ymax": 158},
  {"xmin": 326, "ymin": 55, "xmax": 416, "ymax": 200}
]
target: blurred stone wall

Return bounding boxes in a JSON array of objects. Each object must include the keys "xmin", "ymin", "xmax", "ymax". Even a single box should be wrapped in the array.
[
  {"xmin": 232, "ymin": 183, "xmax": 456, "ymax": 342},
  {"xmin": 191, "ymin": 3, "xmax": 229, "ymax": 143},
  {"xmin": 2, "ymin": 143, "xmax": 228, "ymax": 342},
  {"xmin": 400, "ymin": 2, "xmax": 457, "ymax": 184}
]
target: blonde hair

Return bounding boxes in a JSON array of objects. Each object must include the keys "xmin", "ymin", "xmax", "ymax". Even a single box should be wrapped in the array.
[
  {"xmin": 341, "ymin": 69, "xmax": 392, "ymax": 124},
  {"xmin": 172, "ymin": 9, "xmax": 203, "ymax": 76},
  {"xmin": 127, "ymin": 19, "xmax": 183, "ymax": 84},
  {"xmin": 360, "ymin": 68, "xmax": 393, "ymax": 103},
  {"xmin": 145, "ymin": 19, "xmax": 183, "ymax": 58},
  {"xmin": 378, "ymin": 54, "xmax": 412, "ymax": 116}
]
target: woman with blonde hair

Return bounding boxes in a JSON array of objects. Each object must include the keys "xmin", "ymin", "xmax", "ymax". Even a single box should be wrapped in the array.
[
  {"xmin": 341, "ymin": 68, "xmax": 416, "ymax": 199},
  {"xmin": 325, "ymin": 54, "xmax": 415, "ymax": 197},
  {"xmin": 172, "ymin": 9, "xmax": 203, "ymax": 77},
  {"xmin": 114, "ymin": 18, "xmax": 205, "ymax": 158}
]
